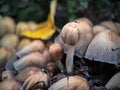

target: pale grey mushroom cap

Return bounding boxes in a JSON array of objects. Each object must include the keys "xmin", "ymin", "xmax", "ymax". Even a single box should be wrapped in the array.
[
  {"xmin": 55, "ymin": 22, "xmax": 93, "ymax": 58},
  {"xmin": 74, "ymin": 21, "xmax": 94, "ymax": 58},
  {"xmin": 93, "ymin": 25, "xmax": 108, "ymax": 36},
  {"xmin": 100, "ymin": 21, "xmax": 119, "ymax": 34},
  {"xmin": 85, "ymin": 30, "xmax": 120, "ymax": 64}
]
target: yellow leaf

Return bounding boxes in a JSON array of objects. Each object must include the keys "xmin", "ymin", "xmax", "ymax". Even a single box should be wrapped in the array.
[{"xmin": 21, "ymin": 0, "xmax": 57, "ymax": 40}]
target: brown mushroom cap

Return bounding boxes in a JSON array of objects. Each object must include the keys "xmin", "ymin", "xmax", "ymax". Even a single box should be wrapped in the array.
[
  {"xmin": 48, "ymin": 75, "xmax": 90, "ymax": 90},
  {"xmin": 49, "ymin": 43, "xmax": 63, "ymax": 60},
  {"xmin": 15, "ymin": 66, "xmax": 41, "ymax": 83},
  {"xmin": 0, "ymin": 79, "xmax": 21, "ymax": 90},
  {"xmin": 85, "ymin": 30, "xmax": 120, "ymax": 64}
]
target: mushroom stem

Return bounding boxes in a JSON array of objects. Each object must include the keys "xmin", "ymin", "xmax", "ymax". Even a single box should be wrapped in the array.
[
  {"xmin": 55, "ymin": 60, "xmax": 65, "ymax": 72},
  {"xmin": 66, "ymin": 45, "xmax": 75, "ymax": 73}
]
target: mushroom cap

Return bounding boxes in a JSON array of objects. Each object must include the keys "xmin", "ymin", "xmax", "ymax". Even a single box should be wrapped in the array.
[
  {"xmin": 55, "ymin": 21, "xmax": 93, "ymax": 58},
  {"xmin": 0, "ymin": 34, "xmax": 19, "ymax": 49},
  {"xmin": 75, "ymin": 17, "xmax": 93, "ymax": 26},
  {"xmin": 100, "ymin": 21, "xmax": 119, "ymax": 34},
  {"xmin": 85, "ymin": 30, "xmax": 120, "ymax": 64},
  {"xmin": 93, "ymin": 25, "xmax": 108, "ymax": 36},
  {"xmin": 60, "ymin": 22, "xmax": 80, "ymax": 46},
  {"xmin": 48, "ymin": 75, "xmax": 89, "ymax": 90},
  {"xmin": 49, "ymin": 43, "xmax": 63, "ymax": 60},
  {"xmin": 0, "ymin": 79, "xmax": 21, "ymax": 90},
  {"xmin": 15, "ymin": 66, "xmax": 40, "ymax": 83},
  {"xmin": 74, "ymin": 21, "xmax": 94, "ymax": 57}
]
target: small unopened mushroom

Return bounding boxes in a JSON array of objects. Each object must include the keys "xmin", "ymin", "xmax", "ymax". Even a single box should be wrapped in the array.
[
  {"xmin": 17, "ymin": 38, "xmax": 31, "ymax": 50},
  {"xmin": 2, "ymin": 70, "xmax": 14, "ymax": 80},
  {"xmin": 27, "ymin": 21, "xmax": 37, "ymax": 31},
  {"xmin": 22, "ymin": 71, "xmax": 49, "ymax": 90},
  {"xmin": 15, "ymin": 21, "xmax": 29, "ymax": 36},
  {"xmin": 85, "ymin": 30, "xmax": 120, "ymax": 64},
  {"xmin": 15, "ymin": 66, "xmax": 41, "ymax": 83},
  {"xmin": 48, "ymin": 75, "xmax": 89, "ymax": 90},
  {"xmin": 0, "ymin": 16, "xmax": 15, "ymax": 37},
  {"xmin": 0, "ymin": 79, "xmax": 21, "ymax": 90},
  {"xmin": 16, "ymin": 40, "xmax": 45, "ymax": 57},
  {"xmin": 3, "ymin": 16, "xmax": 15, "ymax": 34},
  {"xmin": 105, "ymin": 72, "xmax": 120, "ymax": 89},
  {"xmin": 49, "ymin": 43, "xmax": 65, "ymax": 72},
  {"xmin": 0, "ymin": 47, "xmax": 15, "ymax": 67},
  {"xmin": 60, "ymin": 22, "xmax": 80, "ymax": 73},
  {"xmin": 14, "ymin": 52, "xmax": 46, "ymax": 72},
  {"xmin": 0, "ymin": 34, "xmax": 19, "ymax": 49}
]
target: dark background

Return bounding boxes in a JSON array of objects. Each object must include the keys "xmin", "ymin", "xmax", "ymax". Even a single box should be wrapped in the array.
[{"xmin": 0, "ymin": 0, "xmax": 120, "ymax": 28}]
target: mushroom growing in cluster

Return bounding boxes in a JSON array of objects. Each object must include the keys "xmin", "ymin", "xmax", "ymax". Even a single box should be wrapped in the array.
[
  {"xmin": 16, "ymin": 40, "xmax": 45, "ymax": 57},
  {"xmin": 49, "ymin": 43, "xmax": 65, "ymax": 72},
  {"xmin": 85, "ymin": 30, "xmax": 120, "ymax": 64},
  {"xmin": 59, "ymin": 22, "xmax": 80, "ymax": 73}
]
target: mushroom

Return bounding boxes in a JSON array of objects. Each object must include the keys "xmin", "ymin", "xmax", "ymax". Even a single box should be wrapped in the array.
[
  {"xmin": 60, "ymin": 22, "xmax": 80, "ymax": 73},
  {"xmin": 49, "ymin": 43, "xmax": 65, "ymax": 72},
  {"xmin": 27, "ymin": 21, "xmax": 37, "ymax": 31},
  {"xmin": 0, "ymin": 16, "xmax": 15, "ymax": 37},
  {"xmin": 100, "ymin": 21, "xmax": 119, "ymax": 34},
  {"xmin": 47, "ymin": 61, "xmax": 58, "ymax": 74},
  {"xmin": 13, "ymin": 52, "xmax": 47, "ymax": 72},
  {"xmin": 75, "ymin": 17, "xmax": 93, "ymax": 26},
  {"xmin": 3, "ymin": 16, "xmax": 15, "ymax": 34},
  {"xmin": 85, "ymin": 30, "xmax": 120, "ymax": 64},
  {"xmin": 93, "ymin": 25, "xmax": 108, "ymax": 36},
  {"xmin": 74, "ymin": 20, "xmax": 93, "ymax": 58},
  {"xmin": 15, "ymin": 21, "xmax": 29, "ymax": 36},
  {"xmin": 5, "ymin": 53, "xmax": 18, "ymax": 71},
  {"xmin": 17, "ymin": 38, "xmax": 31, "ymax": 50},
  {"xmin": 22, "ymin": 71, "xmax": 49, "ymax": 90},
  {"xmin": 0, "ymin": 34, "xmax": 19, "ymax": 49},
  {"xmin": 42, "ymin": 48, "xmax": 51, "ymax": 62},
  {"xmin": 0, "ymin": 47, "xmax": 15, "ymax": 67},
  {"xmin": 2, "ymin": 70, "xmax": 14, "ymax": 80},
  {"xmin": 15, "ymin": 66, "xmax": 41, "ymax": 83},
  {"xmin": 105, "ymin": 72, "xmax": 120, "ymax": 89},
  {"xmin": 48, "ymin": 75, "xmax": 89, "ymax": 90},
  {"xmin": 16, "ymin": 40, "xmax": 45, "ymax": 58},
  {"xmin": 0, "ymin": 79, "xmax": 21, "ymax": 90}
]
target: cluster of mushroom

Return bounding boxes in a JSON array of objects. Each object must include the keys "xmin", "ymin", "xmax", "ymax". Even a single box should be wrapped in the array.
[
  {"xmin": 0, "ymin": 15, "xmax": 120, "ymax": 89},
  {"xmin": 55, "ymin": 18, "xmax": 120, "ymax": 89}
]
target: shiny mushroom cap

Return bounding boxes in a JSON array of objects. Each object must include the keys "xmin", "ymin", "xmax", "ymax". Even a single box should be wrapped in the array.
[{"xmin": 85, "ymin": 30, "xmax": 120, "ymax": 64}]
